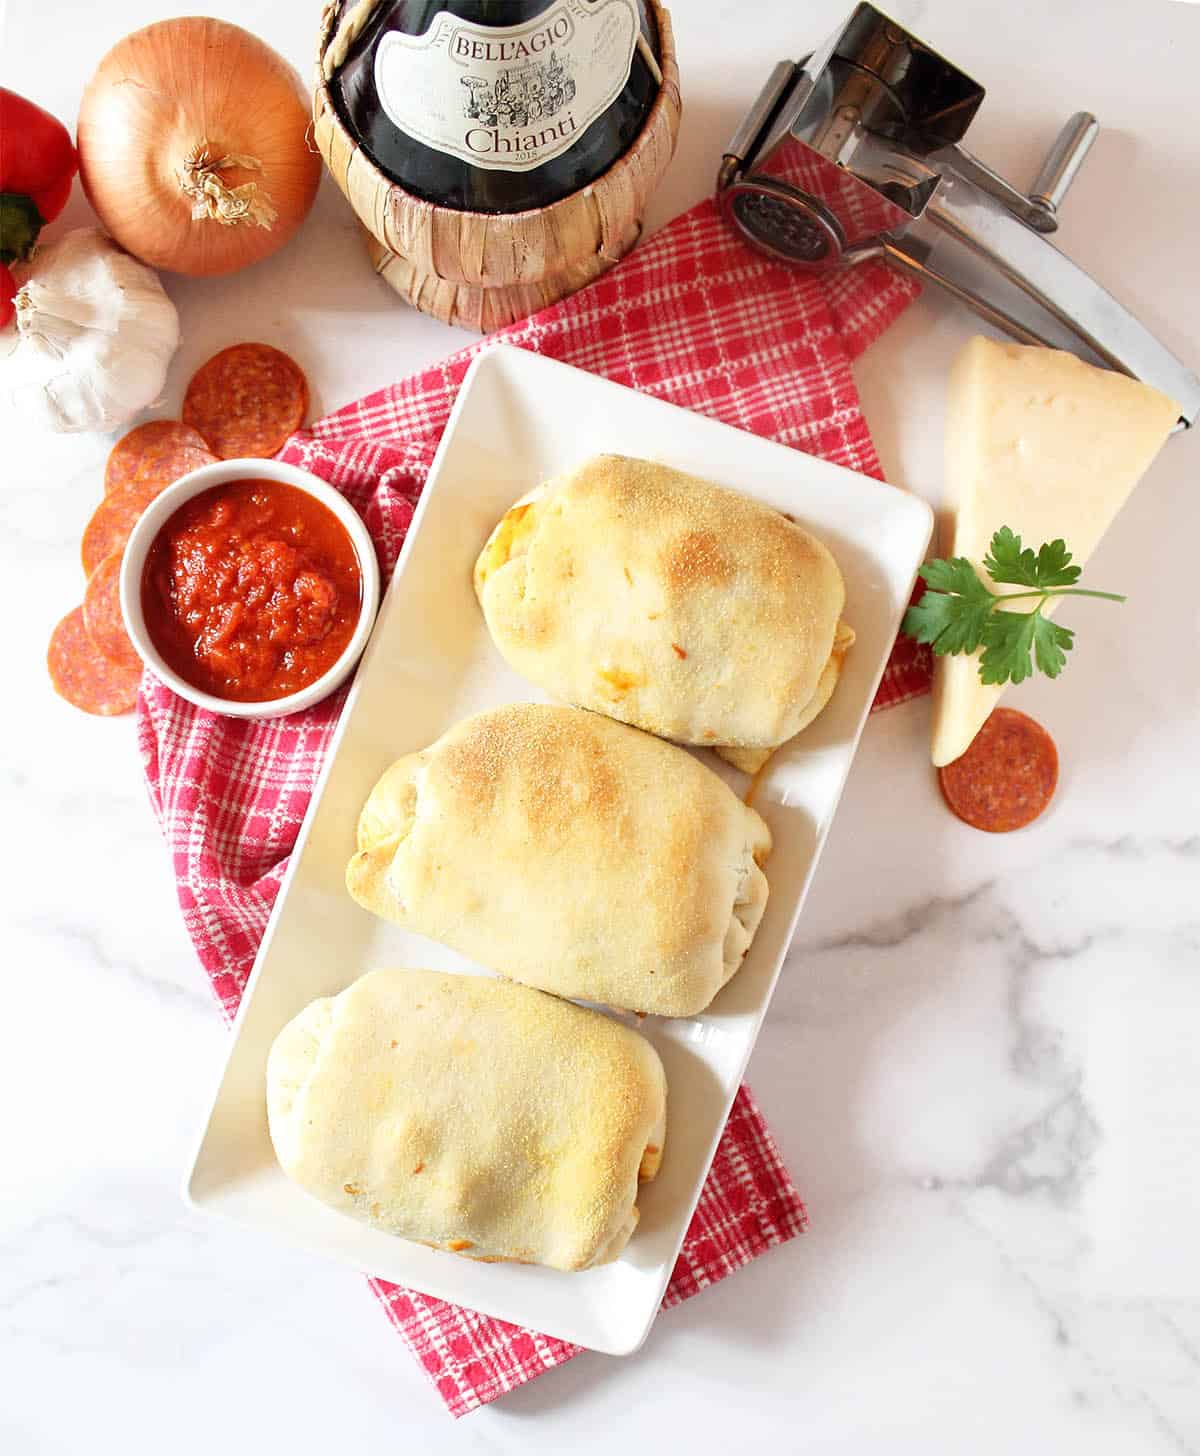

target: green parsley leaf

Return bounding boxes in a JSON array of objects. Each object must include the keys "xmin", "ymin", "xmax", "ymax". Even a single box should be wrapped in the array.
[
  {"xmin": 899, "ymin": 526, "xmax": 1122, "ymax": 686},
  {"xmin": 982, "ymin": 526, "xmax": 1039, "ymax": 586},
  {"xmin": 1033, "ymin": 539, "xmax": 1082, "ymax": 589},
  {"xmin": 1032, "ymin": 616, "xmax": 1074, "ymax": 678},
  {"xmin": 918, "ymin": 556, "xmax": 992, "ymax": 599},
  {"xmin": 902, "ymin": 588, "xmax": 993, "ymax": 655},
  {"xmin": 979, "ymin": 610, "xmax": 1037, "ymax": 685},
  {"xmin": 983, "ymin": 527, "xmax": 1081, "ymax": 589}
]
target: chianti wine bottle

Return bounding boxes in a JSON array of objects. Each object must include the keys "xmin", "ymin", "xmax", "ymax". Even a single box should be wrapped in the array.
[{"xmin": 329, "ymin": 0, "xmax": 662, "ymax": 214}]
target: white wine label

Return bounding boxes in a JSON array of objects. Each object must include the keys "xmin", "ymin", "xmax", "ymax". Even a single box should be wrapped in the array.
[{"xmin": 373, "ymin": 0, "xmax": 640, "ymax": 172}]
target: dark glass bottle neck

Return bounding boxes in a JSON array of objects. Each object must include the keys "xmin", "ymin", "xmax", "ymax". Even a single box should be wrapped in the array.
[{"xmin": 329, "ymin": 0, "xmax": 661, "ymax": 214}]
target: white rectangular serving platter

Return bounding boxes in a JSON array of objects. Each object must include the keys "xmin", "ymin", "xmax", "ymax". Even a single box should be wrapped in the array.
[{"xmin": 185, "ymin": 344, "xmax": 932, "ymax": 1356}]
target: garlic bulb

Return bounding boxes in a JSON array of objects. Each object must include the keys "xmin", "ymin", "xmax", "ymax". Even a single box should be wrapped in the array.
[{"xmin": 6, "ymin": 227, "xmax": 179, "ymax": 433}]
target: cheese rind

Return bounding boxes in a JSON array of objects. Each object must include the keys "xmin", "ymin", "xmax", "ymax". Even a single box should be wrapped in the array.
[{"xmin": 931, "ymin": 338, "xmax": 1178, "ymax": 767}]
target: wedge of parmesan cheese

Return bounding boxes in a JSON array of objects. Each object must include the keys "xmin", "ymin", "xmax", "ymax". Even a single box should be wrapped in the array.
[{"xmin": 931, "ymin": 337, "xmax": 1179, "ymax": 767}]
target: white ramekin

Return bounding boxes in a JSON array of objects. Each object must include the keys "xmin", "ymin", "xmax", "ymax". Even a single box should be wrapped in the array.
[{"xmin": 120, "ymin": 457, "xmax": 381, "ymax": 720}]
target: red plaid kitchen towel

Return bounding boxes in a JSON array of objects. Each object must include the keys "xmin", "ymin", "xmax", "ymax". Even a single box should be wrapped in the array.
[{"xmin": 138, "ymin": 196, "xmax": 926, "ymax": 1418}]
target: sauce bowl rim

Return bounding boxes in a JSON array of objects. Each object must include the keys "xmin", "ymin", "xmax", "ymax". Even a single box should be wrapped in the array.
[{"xmin": 119, "ymin": 457, "xmax": 382, "ymax": 721}]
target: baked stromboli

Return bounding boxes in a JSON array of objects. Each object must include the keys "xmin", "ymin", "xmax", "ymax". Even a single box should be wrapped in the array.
[
  {"xmin": 474, "ymin": 454, "xmax": 854, "ymax": 773},
  {"xmin": 346, "ymin": 703, "xmax": 771, "ymax": 1017},
  {"xmin": 266, "ymin": 970, "xmax": 666, "ymax": 1271}
]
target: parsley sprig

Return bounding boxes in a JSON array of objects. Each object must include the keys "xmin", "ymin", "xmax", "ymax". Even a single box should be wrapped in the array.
[{"xmin": 901, "ymin": 527, "xmax": 1125, "ymax": 686}]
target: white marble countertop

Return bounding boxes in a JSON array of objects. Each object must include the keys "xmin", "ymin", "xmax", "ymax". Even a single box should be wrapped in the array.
[{"xmin": 4, "ymin": 0, "xmax": 1200, "ymax": 1450}]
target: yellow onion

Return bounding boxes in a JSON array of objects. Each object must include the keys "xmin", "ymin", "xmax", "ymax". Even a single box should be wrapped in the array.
[{"xmin": 77, "ymin": 18, "xmax": 322, "ymax": 276}]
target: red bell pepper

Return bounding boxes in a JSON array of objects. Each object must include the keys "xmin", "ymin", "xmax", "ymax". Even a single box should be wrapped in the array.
[
  {"xmin": 0, "ymin": 263, "xmax": 15, "ymax": 330},
  {"xmin": 0, "ymin": 87, "xmax": 77, "ymax": 269}
]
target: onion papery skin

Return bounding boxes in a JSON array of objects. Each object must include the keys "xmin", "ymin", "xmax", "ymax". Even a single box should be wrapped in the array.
[{"xmin": 76, "ymin": 18, "xmax": 322, "ymax": 277}]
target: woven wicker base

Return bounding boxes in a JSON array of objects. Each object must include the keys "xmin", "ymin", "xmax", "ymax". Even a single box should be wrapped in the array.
[
  {"xmin": 315, "ymin": 0, "xmax": 679, "ymax": 334},
  {"xmin": 361, "ymin": 221, "xmax": 641, "ymax": 332}
]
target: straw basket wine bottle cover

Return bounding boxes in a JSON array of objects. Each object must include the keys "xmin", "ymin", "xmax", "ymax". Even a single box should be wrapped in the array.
[{"xmin": 314, "ymin": 0, "xmax": 681, "ymax": 328}]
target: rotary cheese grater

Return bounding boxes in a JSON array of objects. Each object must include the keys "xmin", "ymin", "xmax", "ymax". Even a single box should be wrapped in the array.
[{"xmin": 717, "ymin": 2, "xmax": 1200, "ymax": 429}]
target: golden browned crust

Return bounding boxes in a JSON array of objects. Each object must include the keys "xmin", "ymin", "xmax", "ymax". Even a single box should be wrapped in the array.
[
  {"xmin": 662, "ymin": 527, "xmax": 735, "ymax": 593},
  {"xmin": 474, "ymin": 456, "xmax": 852, "ymax": 756},
  {"xmin": 266, "ymin": 970, "xmax": 667, "ymax": 1271},
  {"xmin": 346, "ymin": 703, "xmax": 772, "ymax": 1017}
]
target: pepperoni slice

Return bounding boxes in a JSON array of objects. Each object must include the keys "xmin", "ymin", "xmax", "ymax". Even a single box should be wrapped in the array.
[
  {"xmin": 83, "ymin": 552, "xmax": 141, "ymax": 672},
  {"xmin": 81, "ymin": 468, "xmax": 186, "ymax": 577},
  {"xmin": 182, "ymin": 343, "xmax": 309, "ymax": 459},
  {"xmin": 81, "ymin": 489, "xmax": 143, "ymax": 577},
  {"xmin": 104, "ymin": 421, "xmax": 216, "ymax": 496},
  {"xmin": 938, "ymin": 707, "xmax": 1058, "ymax": 832},
  {"xmin": 47, "ymin": 606, "xmax": 141, "ymax": 716}
]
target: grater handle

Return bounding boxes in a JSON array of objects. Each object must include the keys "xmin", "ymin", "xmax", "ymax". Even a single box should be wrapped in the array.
[
  {"xmin": 911, "ymin": 161, "xmax": 1200, "ymax": 427},
  {"xmin": 718, "ymin": 60, "xmax": 801, "ymax": 192},
  {"xmin": 1028, "ymin": 112, "xmax": 1099, "ymax": 220}
]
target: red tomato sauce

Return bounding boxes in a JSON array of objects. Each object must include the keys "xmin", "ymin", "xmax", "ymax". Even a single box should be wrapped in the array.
[{"xmin": 141, "ymin": 479, "xmax": 363, "ymax": 702}]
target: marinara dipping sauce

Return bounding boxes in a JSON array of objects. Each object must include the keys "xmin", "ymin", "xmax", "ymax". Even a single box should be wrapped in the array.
[{"xmin": 141, "ymin": 479, "xmax": 363, "ymax": 703}]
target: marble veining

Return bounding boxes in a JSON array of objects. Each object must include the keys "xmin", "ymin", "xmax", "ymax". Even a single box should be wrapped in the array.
[{"xmin": 4, "ymin": 0, "xmax": 1200, "ymax": 1449}]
